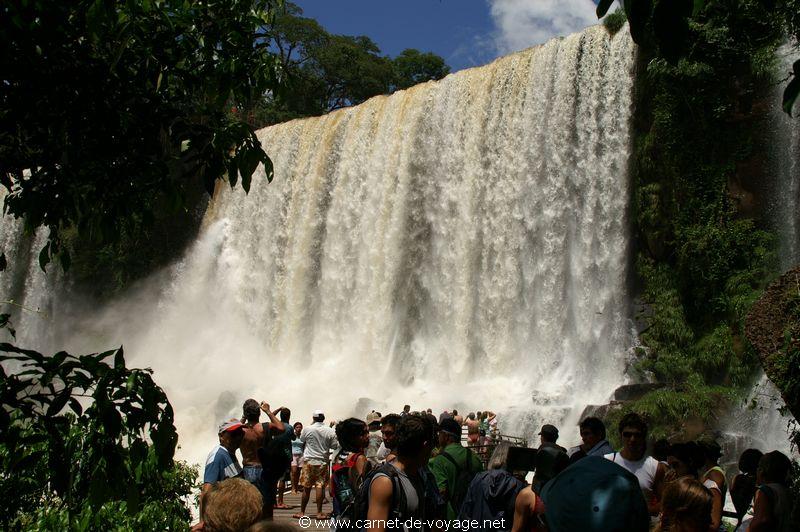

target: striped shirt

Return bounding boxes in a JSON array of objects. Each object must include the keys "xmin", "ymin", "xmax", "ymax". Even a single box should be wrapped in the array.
[{"xmin": 204, "ymin": 445, "xmax": 242, "ymax": 484}]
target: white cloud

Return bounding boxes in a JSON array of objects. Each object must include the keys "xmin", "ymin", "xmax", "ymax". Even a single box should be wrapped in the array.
[{"xmin": 488, "ymin": 0, "xmax": 600, "ymax": 55}]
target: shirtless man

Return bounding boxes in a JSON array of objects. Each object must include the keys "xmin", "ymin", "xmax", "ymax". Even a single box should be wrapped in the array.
[
  {"xmin": 240, "ymin": 399, "xmax": 286, "ymax": 519},
  {"xmin": 465, "ymin": 413, "xmax": 479, "ymax": 446}
]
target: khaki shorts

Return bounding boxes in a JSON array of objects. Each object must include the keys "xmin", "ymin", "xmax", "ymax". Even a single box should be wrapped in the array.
[{"xmin": 299, "ymin": 462, "xmax": 329, "ymax": 488}]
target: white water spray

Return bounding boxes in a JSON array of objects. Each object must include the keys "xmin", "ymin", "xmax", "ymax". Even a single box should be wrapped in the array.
[{"xmin": 1, "ymin": 26, "xmax": 637, "ymax": 466}]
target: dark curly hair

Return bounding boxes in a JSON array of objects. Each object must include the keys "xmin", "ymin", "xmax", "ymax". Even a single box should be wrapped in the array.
[
  {"xmin": 243, "ymin": 399, "xmax": 260, "ymax": 422},
  {"xmin": 618, "ymin": 412, "xmax": 648, "ymax": 436},
  {"xmin": 396, "ymin": 414, "xmax": 435, "ymax": 458},
  {"xmin": 335, "ymin": 418, "xmax": 368, "ymax": 453}
]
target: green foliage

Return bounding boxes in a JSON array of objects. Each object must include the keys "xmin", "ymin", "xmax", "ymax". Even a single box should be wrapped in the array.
[
  {"xmin": 12, "ymin": 463, "xmax": 197, "ymax": 531},
  {"xmin": 606, "ymin": 375, "xmax": 735, "ymax": 446},
  {"xmin": 0, "ymin": 340, "xmax": 195, "ymax": 529},
  {"xmin": 392, "ymin": 49, "xmax": 451, "ymax": 91},
  {"xmin": 251, "ymin": 2, "xmax": 450, "ymax": 126},
  {"xmin": 602, "ymin": 8, "xmax": 628, "ymax": 36},
  {"xmin": 617, "ymin": 0, "xmax": 790, "ymax": 439},
  {"xmin": 0, "ymin": 0, "xmax": 283, "ymax": 270},
  {"xmin": 768, "ymin": 287, "xmax": 800, "ymax": 428},
  {"xmin": 602, "ymin": 0, "xmax": 799, "ymax": 113}
]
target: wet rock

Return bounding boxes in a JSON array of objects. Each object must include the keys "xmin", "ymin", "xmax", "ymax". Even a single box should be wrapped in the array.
[
  {"xmin": 613, "ymin": 383, "xmax": 665, "ymax": 401},
  {"xmin": 580, "ymin": 402, "xmax": 623, "ymax": 420}
]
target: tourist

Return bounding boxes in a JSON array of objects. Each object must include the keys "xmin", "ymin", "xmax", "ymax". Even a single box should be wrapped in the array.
[
  {"xmin": 698, "ymin": 440, "xmax": 727, "ymax": 531},
  {"xmin": 439, "ymin": 410, "xmax": 453, "ymax": 424},
  {"xmin": 487, "ymin": 411, "xmax": 498, "ymax": 440},
  {"xmin": 533, "ymin": 424, "xmax": 569, "ymax": 493},
  {"xmin": 654, "ymin": 476, "xmax": 712, "ymax": 532},
  {"xmin": 193, "ymin": 477, "xmax": 263, "ymax": 531},
  {"xmin": 511, "ymin": 485, "xmax": 546, "ymax": 532},
  {"xmin": 538, "ymin": 456, "xmax": 649, "ymax": 532},
  {"xmin": 744, "ymin": 450, "xmax": 794, "ymax": 531},
  {"xmin": 201, "ymin": 418, "xmax": 245, "ymax": 520},
  {"xmin": 293, "ymin": 410, "xmax": 338, "ymax": 520},
  {"xmin": 568, "ymin": 417, "xmax": 613, "ymax": 464},
  {"xmin": 653, "ymin": 438, "xmax": 671, "ymax": 465},
  {"xmin": 365, "ymin": 411, "xmax": 383, "ymax": 466},
  {"xmin": 274, "ymin": 408, "xmax": 295, "ymax": 510},
  {"xmin": 366, "ymin": 414, "xmax": 443, "ymax": 531},
  {"xmin": 538, "ymin": 424, "xmax": 567, "ymax": 453},
  {"xmin": 290, "ymin": 422, "xmax": 304, "ymax": 494},
  {"xmin": 453, "ymin": 409, "xmax": 464, "ymax": 426},
  {"xmin": 240, "ymin": 400, "xmax": 286, "ymax": 519},
  {"xmin": 428, "ymin": 417, "xmax": 484, "ymax": 518},
  {"xmin": 459, "ymin": 442, "xmax": 525, "ymax": 530},
  {"xmin": 665, "ymin": 441, "xmax": 703, "ymax": 479},
  {"xmin": 466, "ymin": 413, "xmax": 480, "ymax": 446},
  {"xmin": 479, "ymin": 412, "xmax": 490, "ymax": 445},
  {"xmin": 331, "ymin": 418, "xmax": 371, "ymax": 522},
  {"xmin": 401, "ymin": 405, "xmax": 411, "ymax": 417},
  {"xmin": 729, "ymin": 448, "xmax": 763, "ymax": 525},
  {"xmin": 604, "ymin": 413, "xmax": 669, "ymax": 515},
  {"xmin": 377, "ymin": 413, "xmax": 400, "ymax": 463}
]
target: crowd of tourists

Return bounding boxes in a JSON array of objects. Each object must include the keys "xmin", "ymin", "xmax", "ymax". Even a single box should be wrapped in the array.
[{"xmin": 195, "ymin": 401, "xmax": 795, "ymax": 532}]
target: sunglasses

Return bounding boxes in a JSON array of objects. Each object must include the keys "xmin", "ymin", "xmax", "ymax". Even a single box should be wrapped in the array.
[{"xmin": 622, "ymin": 431, "xmax": 644, "ymax": 439}]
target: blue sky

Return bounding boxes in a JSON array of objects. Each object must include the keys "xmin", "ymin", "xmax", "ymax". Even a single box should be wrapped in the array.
[{"xmin": 294, "ymin": 0, "xmax": 609, "ymax": 72}]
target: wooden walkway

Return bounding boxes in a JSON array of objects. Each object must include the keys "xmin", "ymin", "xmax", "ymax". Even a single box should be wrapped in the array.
[{"xmin": 273, "ymin": 489, "xmax": 334, "ymax": 530}]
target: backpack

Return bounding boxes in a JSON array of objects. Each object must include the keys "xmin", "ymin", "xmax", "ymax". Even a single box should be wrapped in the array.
[
  {"xmin": 257, "ymin": 422, "xmax": 291, "ymax": 480},
  {"xmin": 328, "ymin": 461, "xmax": 407, "ymax": 531},
  {"xmin": 331, "ymin": 453, "xmax": 369, "ymax": 521},
  {"xmin": 441, "ymin": 450, "xmax": 477, "ymax": 514}
]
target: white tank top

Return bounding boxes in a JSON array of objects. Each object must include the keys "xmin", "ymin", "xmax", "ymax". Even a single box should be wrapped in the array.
[{"xmin": 605, "ymin": 452, "xmax": 659, "ymax": 491}]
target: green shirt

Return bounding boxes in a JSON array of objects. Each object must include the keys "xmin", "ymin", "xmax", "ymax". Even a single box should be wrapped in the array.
[{"xmin": 428, "ymin": 443, "xmax": 484, "ymax": 518}]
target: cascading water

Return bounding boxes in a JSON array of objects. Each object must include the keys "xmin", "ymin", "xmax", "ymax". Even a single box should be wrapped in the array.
[
  {"xmin": 768, "ymin": 43, "xmax": 800, "ymax": 269},
  {"xmin": 723, "ymin": 43, "xmax": 800, "ymax": 459},
  {"xmin": 0, "ymin": 25, "xmax": 637, "ymax": 464}
]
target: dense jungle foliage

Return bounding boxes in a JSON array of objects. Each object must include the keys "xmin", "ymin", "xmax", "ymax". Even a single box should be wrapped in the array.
[
  {"xmin": 9, "ymin": 1, "xmax": 450, "ymax": 298},
  {"xmin": 0, "ymin": 322, "xmax": 196, "ymax": 530},
  {"xmin": 599, "ymin": 0, "xmax": 800, "ymax": 441}
]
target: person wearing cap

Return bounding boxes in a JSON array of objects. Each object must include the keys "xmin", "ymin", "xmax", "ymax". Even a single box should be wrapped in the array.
[
  {"xmin": 365, "ymin": 411, "xmax": 383, "ymax": 466},
  {"xmin": 534, "ymin": 424, "xmax": 569, "ymax": 493},
  {"xmin": 538, "ymin": 424, "xmax": 567, "ymax": 453},
  {"xmin": 201, "ymin": 418, "xmax": 245, "ymax": 520},
  {"xmin": 428, "ymin": 417, "xmax": 484, "ymax": 518},
  {"xmin": 294, "ymin": 410, "xmax": 338, "ymax": 520},
  {"xmin": 604, "ymin": 413, "xmax": 669, "ymax": 515}
]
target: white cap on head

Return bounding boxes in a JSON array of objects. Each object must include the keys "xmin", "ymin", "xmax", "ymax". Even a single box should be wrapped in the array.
[{"xmin": 313, "ymin": 409, "xmax": 324, "ymax": 416}]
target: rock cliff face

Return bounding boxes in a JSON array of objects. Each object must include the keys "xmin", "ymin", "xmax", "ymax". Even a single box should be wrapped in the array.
[{"xmin": 745, "ymin": 266, "xmax": 800, "ymax": 422}]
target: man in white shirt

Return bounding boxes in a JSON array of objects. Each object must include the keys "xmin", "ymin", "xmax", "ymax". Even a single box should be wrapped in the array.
[
  {"xmin": 604, "ymin": 413, "xmax": 669, "ymax": 515},
  {"xmin": 293, "ymin": 410, "xmax": 337, "ymax": 519}
]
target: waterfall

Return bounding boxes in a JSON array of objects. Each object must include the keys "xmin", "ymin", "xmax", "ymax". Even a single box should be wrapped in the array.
[
  {"xmin": 725, "ymin": 43, "xmax": 800, "ymax": 458},
  {"xmin": 768, "ymin": 44, "xmax": 800, "ymax": 269},
  {"xmin": 0, "ymin": 25, "xmax": 637, "ymax": 464}
]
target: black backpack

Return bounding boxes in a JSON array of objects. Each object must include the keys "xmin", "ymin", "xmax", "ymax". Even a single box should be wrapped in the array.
[
  {"xmin": 257, "ymin": 423, "xmax": 291, "ymax": 480},
  {"xmin": 327, "ymin": 463, "xmax": 408, "ymax": 531},
  {"xmin": 441, "ymin": 450, "xmax": 477, "ymax": 514}
]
